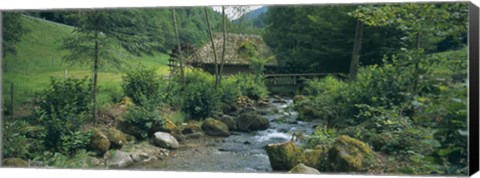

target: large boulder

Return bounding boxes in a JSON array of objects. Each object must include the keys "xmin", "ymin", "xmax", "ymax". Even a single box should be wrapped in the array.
[
  {"xmin": 89, "ymin": 129, "xmax": 111, "ymax": 156},
  {"xmin": 106, "ymin": 128, "xmax": 127, "ymax": 149},
  {"xmin": 301, "ymin": 145, "xmax": 329, "ymax": 171},
  {"xmin": 2, "ymin": 158, "xmax": 28, "ymax": 167},
  {"xmin": 201, "ymin": 118, "xmax": 230, "ymax": 137},
  {"xmin": 288, "ymin": 163, "xmax": 321, "ymax": 174},
  {"xmin": 116, "ymin": 119, "xmax": 143, "ymax": 139},
  {"xmin": 328, "ymin": 135, "xmax": 375, "ymax": 172},
  {"xmin": 106, "ymin": 150, "xmax": 134, "ymax": 168},
  {"xmin": 219, "ymin": 115, "xmax": 237, "ymax": 130},
  {"xmin": 265, "ymin": 141, "xmax": 303, "ymax": 170},
  {"xmin": 152, "ymin": 118, "xmax": 177, "ymax": 133},
  {"xmin": 152, "ymin": 132, "xmax": 179, "ymax": 149},
  {"xmin": 236, "ymin": 111, "xmax": 269, "ymax": 132}
]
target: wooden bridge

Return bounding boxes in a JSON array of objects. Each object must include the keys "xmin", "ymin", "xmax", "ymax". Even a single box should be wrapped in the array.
[{"xmin": 264, "ymin": 73, "xmax": 345, "ymax": 86}]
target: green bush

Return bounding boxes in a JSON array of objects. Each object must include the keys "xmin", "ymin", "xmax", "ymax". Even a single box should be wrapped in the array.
[
  {"xmin": 2, "ymin": 120, "xmax": 34, "ymax": 159},
  {"xmin": 219, "ymin": 76, "xmax": 242, "ymax": 104},
  {"xmin": 296, "ymin": 76, "xmax": 348, "ymax": 124},
  {"xmin": 122, "ymin": 96, "xmax": 164, "ymax": 139},
  {"xmin": 33, "ymin": 149, "xmax": 97, "ymax": 168},
  {"xmin": 33, "ymin": 78, "xmax": 93, "ymax": 155},
  {"xmin": 303, "ymin": 126, "xmax": 338, "ymax": 148},
  {"xmin": 122, "ymin": 64, "xmax": 163, "ymax": 105},
  {"xmin": 35, "ymin": 77, "xmax": 92, "ymax": 116},
  {"xmin": 231, "ymin": 73, "xmax": 268, "ymax": 101},
  {"xmin": 182, "ymin": 70, "xmax": 221, "ymax": 119}
]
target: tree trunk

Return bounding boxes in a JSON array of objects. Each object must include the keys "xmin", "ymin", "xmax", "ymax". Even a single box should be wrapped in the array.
[
  {"xmin": 219, "ymin": 6, "xmax": 227, "ymax": 85},
  {"xmin": 93, "ymin": 30, "xmax": 99, "ymax": 123},
  {"xmin": 412, "ymin": 32, "xmax": 421, "ymax": 93},
  {"xmin": 172, "ymin": 8, "xmax": 185, "ymax": 84},
  {"xmin": 348, "ymin": 20, "xmax": 364, "ymax": 81},
  {"xmin": 204, "ymin": 7, "xmax": 219, "ymax": 87}
]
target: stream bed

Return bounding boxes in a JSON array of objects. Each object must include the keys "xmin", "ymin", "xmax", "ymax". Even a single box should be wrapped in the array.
[{"xmin": 129, "ymin": 97, "xmax": 318, "ymax": 173}]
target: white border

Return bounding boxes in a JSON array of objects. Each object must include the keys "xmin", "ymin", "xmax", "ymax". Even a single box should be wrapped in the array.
[{"xmin": 0, "ymin": 0, "xmax": 478, "ymax": 178}]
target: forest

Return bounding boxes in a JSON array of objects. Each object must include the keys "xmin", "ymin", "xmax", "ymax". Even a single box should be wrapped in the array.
[{"xmin": 1, "ymin": 3, "xmax": 469, "ymax": 176}]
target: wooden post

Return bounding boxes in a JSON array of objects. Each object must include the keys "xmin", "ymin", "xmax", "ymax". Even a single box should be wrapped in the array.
[
  {"xmin": 64, "ymin": 69, "xmax": 68, "ymax": 79},
  {"xmin": 10, "ymin": 82, "xmax": 13, "ymax": 119}
]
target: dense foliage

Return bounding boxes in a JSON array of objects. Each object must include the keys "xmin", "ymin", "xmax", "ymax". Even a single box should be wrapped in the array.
[
  {"xmin": 298, "ymin": 48, "xmax": 468, "ymax": 174},
  {"xmin": 122, "ymin": 65, "xmax": 163, "ymax": 105},
  {"xmin": 263, "ymin": 5, "xmax": 405, "ymax": 73},
  {"xmin": 33, "ymin": 78, "xmax": 93, "ymax": 155}
]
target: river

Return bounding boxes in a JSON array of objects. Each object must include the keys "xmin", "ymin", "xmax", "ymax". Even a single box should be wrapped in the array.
[{"xmin": 129, "ymin": 97, "xmax": 318, "ymax": 173}]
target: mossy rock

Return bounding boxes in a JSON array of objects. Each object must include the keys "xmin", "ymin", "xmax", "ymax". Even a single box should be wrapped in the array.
[
  {"xmin": 219, "ymin": 115, "xmax": 237, "ymax": 130},
  {"xmin": 288, "ymin": 163, "xmax": 320, "ymax": 174},
  {"xmin": 265, "ymin": 141, "xmax": 303, "ymax": 170},
  {"xmin": 116, "ymin": 119, "xmax": 143, "ymax": 139},
  {"xmin": 106, "ymin": 128, "xmax": 127, "ymax": 149},
  {"xmin": 89, "ymin": 129, "xmax": 111, "ymax": 156},
  {"xmin": 152, "ymin": 118, "xmax": 177, "ymax": 133},
  {"xmin": 2, "ymin": 158, "xmax": 28, "ymax": 167},
  {"xmin": 297, "ymin": 104, "xmax": 321, "ymax": 121},
  {"xmin": 201, "ymin": 118, "xmax": 230, "ymax": 137},
  {"xmin": 236, "ymin": 111, "xmax": 269, "ymax": 132},
  {"xmin": 328, "ymin": 135, "xmax": 375, "ymax": 172},
  {"xmin": 301, "ymin": 145, "xmax": 329, "ymax": 171},
  {"xmin": 119, "ymin": 97, "xmax": 134, "ymax": 108}
]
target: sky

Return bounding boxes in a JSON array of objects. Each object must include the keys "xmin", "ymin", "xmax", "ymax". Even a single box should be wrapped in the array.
[{"xmin": 212, "ymin": 6, "xmax": 263, "ymax": 20}]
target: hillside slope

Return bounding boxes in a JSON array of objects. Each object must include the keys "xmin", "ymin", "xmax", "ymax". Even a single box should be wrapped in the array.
[{"xmin": 2, "ymin": 15, "xmax": 170, "ymax": 107}]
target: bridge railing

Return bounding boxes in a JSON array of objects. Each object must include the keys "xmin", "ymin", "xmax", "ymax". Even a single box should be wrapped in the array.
[{"xmin": 264, "ymin": 73, "xmax": 345, "ymax": 86}]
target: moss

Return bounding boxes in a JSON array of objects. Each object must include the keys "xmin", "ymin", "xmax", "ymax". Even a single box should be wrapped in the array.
[
  {"xmin": 201, "ymin": 118, "xmax": 230, "ymax": 136},
  {"xmin": 301, "ymin": 146, "xmax": 330, "ymax": 171},
  {"xmin": 119, "ymin": 97, "xmax": 134, "ymax": 108},
  {"xmin": 328, "ymin": 135, "xmax": 375, "ymax": 172},
  {"xmin": 106, "ymin": 128, "xmax": 127, "ymax": 149},
  {"xmin": 89, "ymin": 129, "xmax": 111, "ymax": 156},
  {"xmin": 2, "ymin": 158, "xmax": 28, "ymax": 167},
  {"xmin": 265, "ymin": 141, "xmax": 303, "ymax": 170},
  {"xmin": 237, "ymin": 111, "xmax": 269, "ymax": 131}
]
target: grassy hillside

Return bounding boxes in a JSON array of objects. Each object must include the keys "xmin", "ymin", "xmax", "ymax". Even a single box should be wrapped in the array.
[{"xmin": 2, "ymin": 15, "xmax": 171, "ymax": 109}]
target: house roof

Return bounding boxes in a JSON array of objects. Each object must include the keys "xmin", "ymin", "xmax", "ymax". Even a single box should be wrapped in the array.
[{"xmin": 187, "ymin": 33, "xmax": 277, "ymax": 66}]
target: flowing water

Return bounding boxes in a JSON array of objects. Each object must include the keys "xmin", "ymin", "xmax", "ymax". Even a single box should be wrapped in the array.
[{"xmin": 130, "ymin": 97, "xmax": 318, "ymax": 173}]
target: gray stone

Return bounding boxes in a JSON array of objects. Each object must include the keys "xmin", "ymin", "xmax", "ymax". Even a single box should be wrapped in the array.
[
  {"xmin": 130, "ymin": 152, "xmax": 155, "ymax": 163},
  {"xmin": 153, "ymin": 132, "xmax": 180, "ymax": 149},
  {"xmin": 220, "ymin": 115, "xmax": 237, "ymax": 130},
  {"xmin": 106, "ymin": 151, "xmax": 134, "ymax": 168}
]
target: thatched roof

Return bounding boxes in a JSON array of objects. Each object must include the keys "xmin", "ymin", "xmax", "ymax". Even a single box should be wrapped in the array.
[{"xmin": 187, "ymin": 33, "xmax": 277, "ymax": 66}]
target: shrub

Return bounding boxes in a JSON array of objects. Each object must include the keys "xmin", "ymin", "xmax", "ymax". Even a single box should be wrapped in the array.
[
  {"xmin": 219, "ymin": 76, "xmax": 242, "ymax": 104},
  {"xmin": 296, "ymin": 76, "xmax": 348, "ymax": 124},
  {"xmin": 303, "ymin": 126, "xmax": 339, "ymax": 148},
  {"xmin": 231, "ymin": 73, "xmax": 268, "ymax": 101},
  {"xmin": 33, "ymin": 78, "xmax": 92, "ymax": 155},
  {"xmin": 122, "ymin": 64, "xmax": 163, "ymax": 105},
  {"xmin": 35, "ymin": 77, "xmax": 92, "ymax": 116},
  {"xmin": 122, "ymin": 96, "xmax": 164, "ymax": 139},
  {"xmin": 182, "ymin": 70, "xmax": 221, "ymax": 119},
  {"xmin": 2, "ymin": 120, "xmax": 34, "ymax": 159},
  {"xmin": 33, "ymin": 149, "xmax": 97, "ymax": 168}
]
